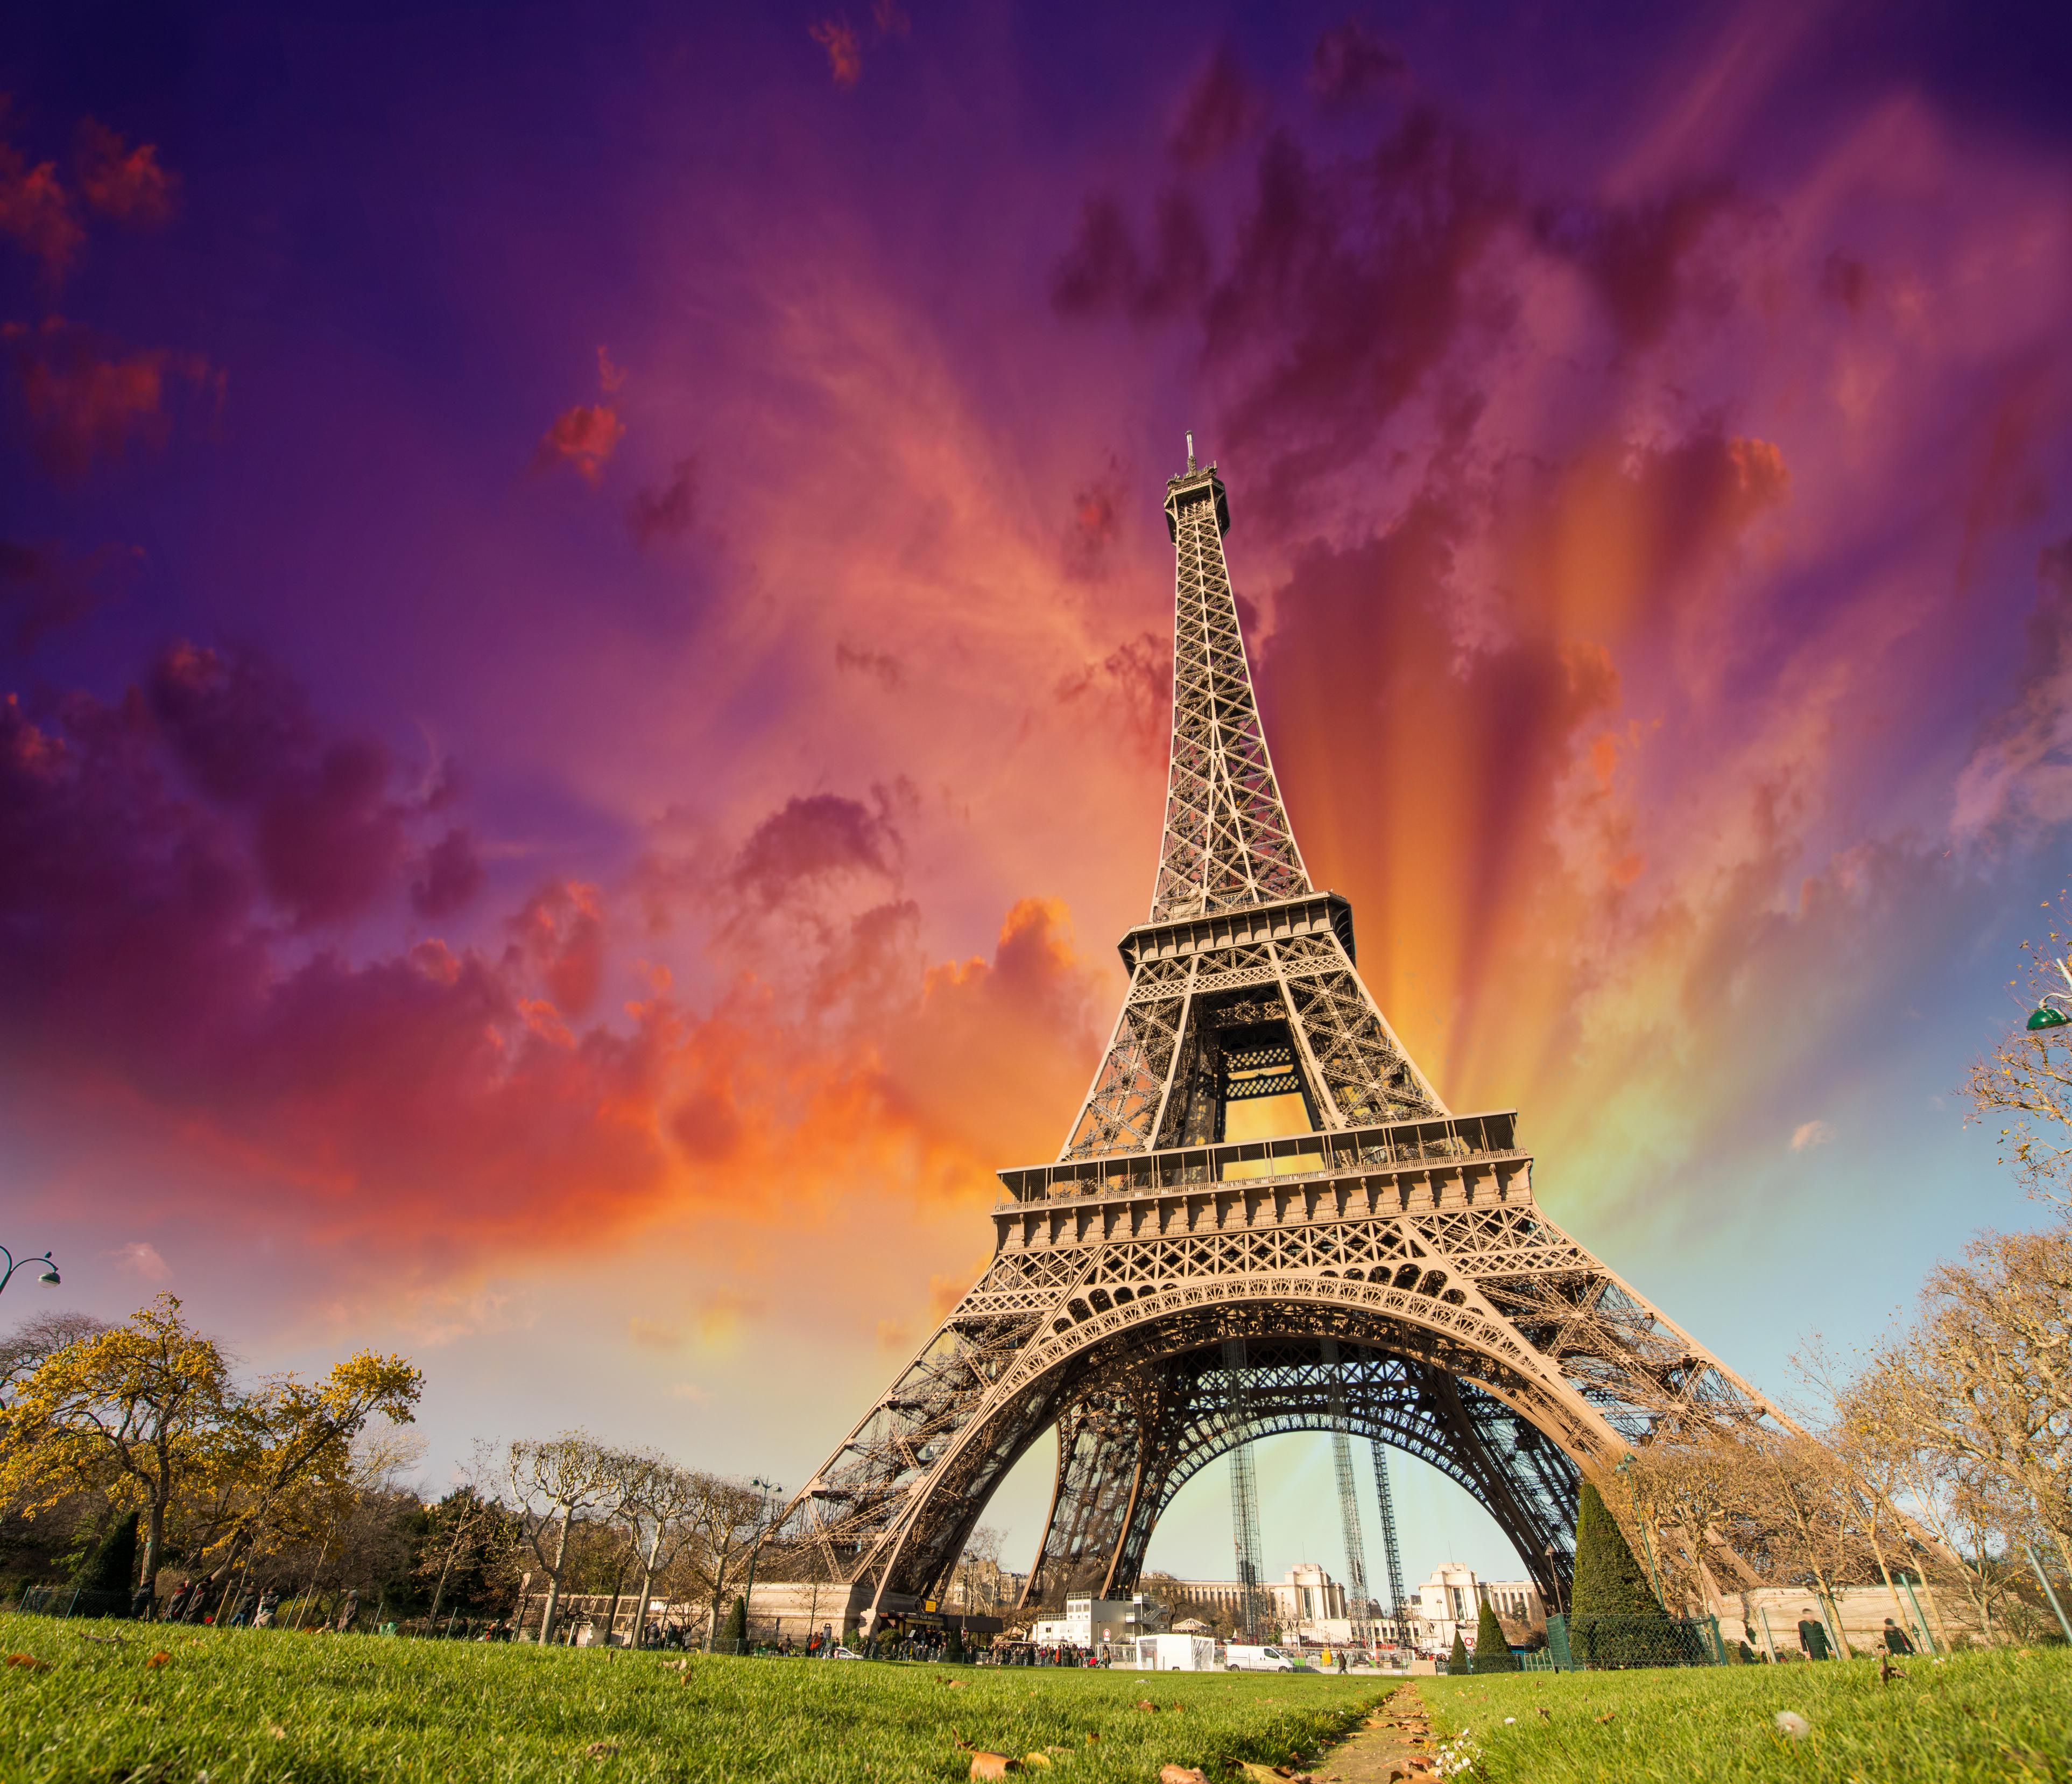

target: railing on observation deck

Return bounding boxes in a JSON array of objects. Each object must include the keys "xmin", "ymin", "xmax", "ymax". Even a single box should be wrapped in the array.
[{"xmin": 996, "ymin": 1110, "xmax": 1525, "ymax": 1206}]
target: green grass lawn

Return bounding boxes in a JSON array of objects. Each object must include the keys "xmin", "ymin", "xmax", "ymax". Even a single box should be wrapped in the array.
[
  {"xmin": 1419, "ymin": 1648, "xmax": 2072, "ymax": 1783},
  {"xmin": 0, "ymin": 1613, "xmax": 1382, "ymax": 1784}
]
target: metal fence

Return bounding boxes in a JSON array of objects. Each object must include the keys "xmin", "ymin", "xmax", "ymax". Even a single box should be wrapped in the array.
[
  {"xmin": 15, "ymin": 1585, "xmax": 133, "ymax": 1619},
  {"xmin": 1545, "ymin": 1613, "xmax": 1726, "ymax": 1670}
]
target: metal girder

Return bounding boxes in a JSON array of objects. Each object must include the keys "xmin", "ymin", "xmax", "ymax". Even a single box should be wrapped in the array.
[{"xmin": 769, "ymin": 449, "xmax": 1778, "ymax": 1633}]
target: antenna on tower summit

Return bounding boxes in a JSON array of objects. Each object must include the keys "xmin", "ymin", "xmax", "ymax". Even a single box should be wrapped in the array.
[{"xmin": 1185, "ymin": 431, "xmax": 1196, "ymax": 473}]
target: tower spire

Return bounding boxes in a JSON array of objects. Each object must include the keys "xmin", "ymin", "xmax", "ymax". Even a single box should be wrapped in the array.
[{"xmin": 1153, "ymin": 451, "xmax": 1310, "ymax": 921}]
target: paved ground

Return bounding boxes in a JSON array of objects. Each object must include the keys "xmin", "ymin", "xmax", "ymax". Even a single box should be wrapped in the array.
[{"xmin": 1309, "ymin": 1685, "xmax": 1435, "ymax": 1783}]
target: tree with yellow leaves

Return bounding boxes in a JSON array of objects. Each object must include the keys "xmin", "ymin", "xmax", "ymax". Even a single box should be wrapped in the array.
[
  {"xmin": 0, "ymin": 1294, "xmax": 420, "ymax": 1604},
  {"xmin": 0, "ymin": 1295, "xmax": 232, "ymax": 1600}
]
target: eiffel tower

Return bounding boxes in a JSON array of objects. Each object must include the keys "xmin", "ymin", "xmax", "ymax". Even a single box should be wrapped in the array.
[{"xmin": 777, "ymin": 445, "xmax": 1778, "ymax": 1633}]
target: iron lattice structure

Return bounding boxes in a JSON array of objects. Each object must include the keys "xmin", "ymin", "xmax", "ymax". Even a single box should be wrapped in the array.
[
  {"xmin": 1220, "ymin": 1336, "xmax": 1266, "ymax": 1640},
  {"xmin": 1320, "ymin": 1337, "xmax": 1376, "ymax": 1643},
  {"xmin": 776, "ymin": 449, "xmax": 1779, "ymax": 1627},
  {"xmin": 1370, "ymin": 1439, "xmax": 1407, "ymax": 1625}
]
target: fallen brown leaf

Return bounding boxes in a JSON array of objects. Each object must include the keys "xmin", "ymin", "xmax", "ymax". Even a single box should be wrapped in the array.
[
  {"xmin": 267, "ymin": 1724, "xmax": 287, "ymax": 1740},
  {"xmin": 1138, "ymin": 1699, "xmax": 1160, "ymax": 1711},
  {"xmin": 1595, "ymin": 1712, "xmax": 1617, "ymax": 1725},
  {"xmin": 969, "ymin": 1755, "xmax": 1021, "ymax": 1780},
  {"xmin": 583, "ymin": 1742, "xmax": 620, "ymax": 1758},
  {"xmin": 1158, "ymin": 1769, "xmax": 1208, "ymax": 1784},
  {"xmin": 5, "ymin": 1654, "xmax": 50, "ymax": 1671},
  {"xmin": 147, "ymin": 1652, "xmax": 171, "ymax": 1668},
  {"xmin": 1535, "ymin": 1707, "xmax": 1550, "ymax": 1721}
]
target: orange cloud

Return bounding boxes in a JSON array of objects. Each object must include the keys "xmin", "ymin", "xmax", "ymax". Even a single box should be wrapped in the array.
[
  {"xmin": 810, "ymin": 20, "xmax": 863, "ymax": 88},
  {"xmin": 75, "ymin": 120, "xmax": 179, "ymax": 226},
  {"xmin": 533, "ymin": 402, "xmax": 624, "ymax": 481}
]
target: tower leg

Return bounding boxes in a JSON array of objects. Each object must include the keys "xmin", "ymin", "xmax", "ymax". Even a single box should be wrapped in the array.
[{"xmin": 1020, "ymin": 1391, "xmax": 1147, "ymax": 1607}]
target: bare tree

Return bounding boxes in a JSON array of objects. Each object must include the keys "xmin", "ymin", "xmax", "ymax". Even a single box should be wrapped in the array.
[
  {"xmin": 504, "ymin": 1432, "xmax": 626, "ymax": 1642},
  {"xmin": 0, "ymin": 1311, "xmax": 110, "ymax": 1407},
  {"xmin": 419, "ymin": 1451, "xmax": 513, "ymax": 1627},
  {"xmin": 947, "ymin": 1524, "xmax": 1008, "ymax": 1615},
  {"xmin": 679, "ymin": 1473, "xmax": 783, "ymax": 1649},
  {"xmin": 615, "ymin": 1452, "xmax": 703, "ymax": 1643},
  {"xmin": 1874, "ymin": 1226, "xmax": 2072, "ymax": 1583}
]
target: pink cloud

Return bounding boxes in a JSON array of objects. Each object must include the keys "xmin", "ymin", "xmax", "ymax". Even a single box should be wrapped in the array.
[
  {"xmin": 629, "ymin": 455, "xmax": 696, "ymax": 545},
  {"xmin": 533, "ymin": 402, "xmax": 624, "ymax": 481}
]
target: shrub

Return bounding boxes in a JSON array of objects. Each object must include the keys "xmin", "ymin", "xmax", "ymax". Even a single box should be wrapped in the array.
[
  {"xmin": 1568, "ymin": 1481, "xmax": 1672, "ymax": 1667},
  {"xmin": 1473, "ymin": 1597, "xmax": 1519, "ymax": 1672},
  {"xmin": 72, "ymin": 1510, "xmax": 139, "ymax": 1597}
]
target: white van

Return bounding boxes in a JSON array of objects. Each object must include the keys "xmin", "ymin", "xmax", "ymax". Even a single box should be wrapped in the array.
[
  {"xmin": 1135, "ymin": 1634, "xmax": 1217, "ymax": 1671},
  {"xmin": 1223, "ymin": 1643, "xmax": 1296, "ymax": 1672}
]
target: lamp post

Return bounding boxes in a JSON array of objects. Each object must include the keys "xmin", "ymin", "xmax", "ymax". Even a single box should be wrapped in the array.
[
  {"xmin": 0, "ymin": 1247, "xmax": 60, "ymax": 1297},
  {"xmin": 1544, "ymin": 1543, "xmax": 1566, "ymax": 1617},
  {"xmin": 737, "ymin": 1476, "xmax": 782, "ymax": 1652}
]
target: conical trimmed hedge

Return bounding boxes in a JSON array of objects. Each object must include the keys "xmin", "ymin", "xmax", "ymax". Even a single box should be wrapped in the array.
[
  {"xmin": 1569, "ymin": 1479, "xmax": 1671, "ymax": 1667},
  {"xmin": 72, "ymin": 1508, "xmax": 139, "ymax": 1596},
  {"xmin": 1571, "ymin": 1481, "xmax": 1658, "ymax": 1615},
  {"xmin": 1472, "ymin": 1595, "xmax": 1519, "ymax": 1671},
  {"xmin": 1448, "ymin": 1630, "xmax": 1469, "ymax": 1674}
]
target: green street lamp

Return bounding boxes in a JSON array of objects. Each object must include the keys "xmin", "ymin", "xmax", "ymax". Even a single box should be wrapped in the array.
[
  {"xmin": 0, "ymin": 1246, "xmax": 60, "ymax": 1296},
  {"xmin": 738, "ymin": 1476, "xmax": 784, "ymax": 1652},
  {"xmin": 2025, "ymin": 952, "xmax": 2072, "ymax": 1030}
]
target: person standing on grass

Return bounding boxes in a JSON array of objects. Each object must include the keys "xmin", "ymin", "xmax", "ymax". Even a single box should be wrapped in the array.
[
  {"xmin": 164, "ymin": 1579, "xmax": 193, "ymax": 1623},
  {"xmin": 336, "ymin": 1589, "xmax": 360, "ymax": 1633},
  {"xmin": 1796, "ymin": 1609, "xmax": 1830, "ymax": 1660},
  {"xmin": 130, "ymin": 1581, "xmax": 156, "ymax": 1621},
  {"xmin": 255, "ymin": 1589, "xmax": 280, "ymax": 1627},
  {"xmin": 1881, "ymin": 1617, "xmax": 1914, "ymax": 1655}
]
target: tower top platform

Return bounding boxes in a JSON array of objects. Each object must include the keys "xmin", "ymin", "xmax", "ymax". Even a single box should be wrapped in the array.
[{"xmin": 1164, "ymin": 461, "xmax": 1229, "ymax": 540}]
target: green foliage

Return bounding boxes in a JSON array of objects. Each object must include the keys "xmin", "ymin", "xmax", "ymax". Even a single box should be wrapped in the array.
[
  {"xmin": 1571, "ymin": 1482, "xmax": 1659, "ymax": 1617},
  {"xmin": 1472, "ymin": 1596, "xmax": 1518, "ymax": 1671},
  {"xmin": 71, "ymin": 1508, "xmax": 138, "ymax": 1595},
  {"xmin": 1420, "ymin": 1647, "xmax": 2072, "ymax": 1783},
  {"xmin": 1449, "ymin": 1630, "xmax": 1469, "ymax": 1673},
  {"xmin": 0, "ymin": 1294, "xmax": 421, "ymax": 1595},
  {"xmin": 1569, "ymin": 1481, "xmax": 1675, "ymax": 1668},
  {"xmin": 0, "ymin": 1614, "xmax": 1384, "ymax": 1784}
]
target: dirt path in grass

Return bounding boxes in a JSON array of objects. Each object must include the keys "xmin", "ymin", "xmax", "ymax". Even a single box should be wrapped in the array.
[{"xmin": 1304, "ymin": 1684, "xmax": 1438, "ymax": 1783}]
